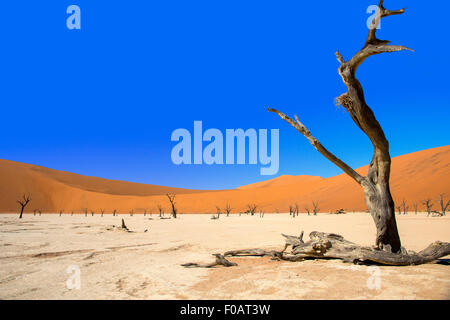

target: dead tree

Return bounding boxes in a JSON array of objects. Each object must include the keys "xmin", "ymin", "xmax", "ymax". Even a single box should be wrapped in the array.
[
  {"xmin": 17, "ymin": 194, "xmax": 31, "ymax": 219},
  {"xmin": 401, "ymin": 200, "xmax": 408, "ymax": 215},
  {"xmin": 130, "ymin": 209, "xmax": 134, "ymax": 216},
  {"xmin": 100, "ymin": 209, "xmax": 105, "ymax": 217},
  {"xmin": 247, "ymin": 204, "xmax": 257, "ymax": 216},
  {"xmin": 305, "ymin": 206, "xmax": 310, "ymax": 216},
  {"xmin": 91, "ymin": 210, "xmax": 95, "ymax": 216},
  {"xmin": 423, "ymin": 199, "xmax": 433, "ymax": 217},
  {"xmin": 84, "ymin": 208, "xmax": 88, "ymax": 217},
  {"xmin": 157, "ymin": 204, "xmax": 164, "ymax": 217},
  {"xmin": 215, "ymin": 206, "xmax": 221, "ymax": 219},
  {"xmin": 224, "ymin": 203, "xmax": 232, "ymax": 216},
  {"xmin": 413, "ymin": 203, "xmax": 418, "ymax": 215},
  {"xmin": 33, "ymin": 209, "xmax": 37, "ymax": 216},
  {"xmin": 268, "ymin": 0, "xmax": 411, "ymax": 252},
  {"xmin": 438, "ymin": 194, "xmax": 449, "ymax": 216},
  {"xmin": 312, "ymin": 201, "xmax": 319, "ymax": 216},
  {"xmin": 396, "ymin": 205, "xmax": 402, "ymax": 215},
  {"xmin": 59, "ymin": 209, "xmax": 63, "ymax": 216},
  {"xmin": 166, "ymin": 193, "xmax": 177, "ymax": 218},
  {"xmin": 295, "ymin": 203, "xmax": 299, "ymax": 216},
  {"xmin": 289, "ymin": 205, "xmax": 294, "ymax": 217}
]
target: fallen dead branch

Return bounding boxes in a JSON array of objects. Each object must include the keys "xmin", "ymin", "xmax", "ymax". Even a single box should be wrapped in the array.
[
  {"xmin": 182, "ymin": 231, "xmax": 450, "ymax": 267},
  {"xmin": 181, "ymin": 254, "xmax": 237, "ymax": 268}
]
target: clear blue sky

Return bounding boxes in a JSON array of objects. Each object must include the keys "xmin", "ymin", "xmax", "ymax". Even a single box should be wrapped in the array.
[{"xmin": 0, "ymin": 1, "xmax": 448, "ymax": 189}]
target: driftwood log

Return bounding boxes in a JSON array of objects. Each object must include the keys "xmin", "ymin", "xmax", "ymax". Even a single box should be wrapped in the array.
[{"xmin": 182, "ymin": 231, "xmax": 450, "ymax": 267}]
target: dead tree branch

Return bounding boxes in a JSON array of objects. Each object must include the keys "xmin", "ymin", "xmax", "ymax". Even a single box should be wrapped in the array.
[
  {"xmin": 184, "ymin": 231, "xmax": 450, "ymax": 267},
  {"xmin": 181, "ymin": 254, "xmax": 237, "ymax": 268}
]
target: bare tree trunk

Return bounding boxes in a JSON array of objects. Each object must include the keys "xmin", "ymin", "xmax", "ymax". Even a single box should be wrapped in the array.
[
  {"xmin": 268, "ymin": 1, "xmax": 411, "ymax": 252},
  {"xmin": 19, "ymin": 206, "xmax": 25, "ymax": 219},
  {"xmin": 166, "ymin": 194, "xmax": 177, "ymax": 218},
  {"xmin": 312, "ymin": 201, "xmax": 319, "ymax": 216},
  {"xmin": 438, "ymin": 194, "xmax": 449, "ymax": 216},
  {"xmin": 17, "ymin": 194, "xmax": 32, "ymax": 219},
  {"xmin": 424, "ymin": 199, "xmax": 433, "ymax": 217}
]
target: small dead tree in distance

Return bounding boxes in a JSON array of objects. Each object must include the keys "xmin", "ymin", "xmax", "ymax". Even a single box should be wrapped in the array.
[
  {"xmin": 166, "ymin": 193, "xmax": 177, "ymax": 218},
  {"xmin": 438, "ymin": 194, "xmax": 449, "ymax": 216},
  {"xmin": 401, "ymin": 199, "xmax": 408, "ymax": 215},
  {"xmin": 157, "ymin": 204, "xmax": 164, "ymax": 217},
  {"xmin": 423, "ymin": 199, "xmax": 433, "ymax": 217},
  {"xmin": 215, "ymin": 206, "xmax": 221, "ymax": 219},
  {"xmin": 224, "ymin": 203, "xmax": 232, "ymax": 216},
  {"xmin": 247, "ymin": 204, "xmax": 257, "ymax": 216},
  {"xmin": 312, "ymin": 201, "xmax": 319, "ymax": 216},
  {"xmin": 17, "ymin": 194, "xmax": 32, "ymax": 219}
]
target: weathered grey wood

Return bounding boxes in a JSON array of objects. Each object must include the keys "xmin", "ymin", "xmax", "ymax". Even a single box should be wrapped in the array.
[
  {"xmin": 218, "ymin": 231, "xmax": 450, "ymax": 267},
  {"xmin": 181, "ymin": 254, "xmax": 237, "ymax": 268}
]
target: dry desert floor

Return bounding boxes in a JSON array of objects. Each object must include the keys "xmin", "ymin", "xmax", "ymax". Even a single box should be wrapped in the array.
[{"xmin": 0, "ymin": 213, "xmax": 449, "ymax": 299}]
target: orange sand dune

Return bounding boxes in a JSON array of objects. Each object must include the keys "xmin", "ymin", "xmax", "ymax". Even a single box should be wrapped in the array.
[{"xmin": 0, "ymin": 146, "xmax": 449, "ymax": 213}]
